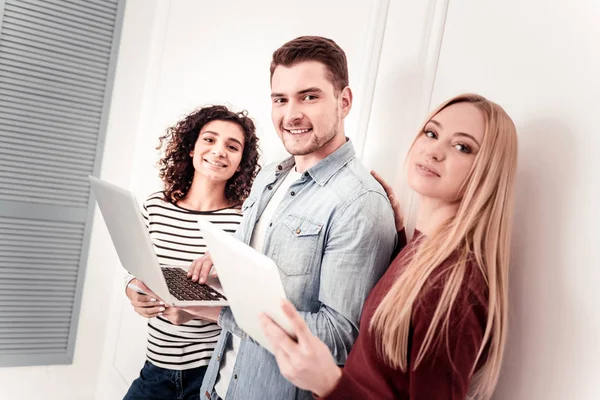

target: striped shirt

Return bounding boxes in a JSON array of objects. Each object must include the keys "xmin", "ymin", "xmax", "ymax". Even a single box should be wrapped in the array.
[{"xmin": 137, "ymin": 192, "xmax": 242, "ymax": 370}]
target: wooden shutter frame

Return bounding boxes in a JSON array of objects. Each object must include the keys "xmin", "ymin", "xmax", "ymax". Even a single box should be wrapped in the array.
[{"xmin": 0, "ymin": 0, "xmax": 125, "ymax": 367}]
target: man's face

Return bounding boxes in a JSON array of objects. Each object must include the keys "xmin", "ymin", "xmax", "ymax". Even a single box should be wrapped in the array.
[{"xmin": 270, "ymin": 61, "xmax": 351, "ymax": 158}]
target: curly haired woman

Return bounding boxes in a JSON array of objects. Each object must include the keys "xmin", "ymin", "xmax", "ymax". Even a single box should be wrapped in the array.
[{"xmin": 123, "ymin": 105, "xmax": 261, "ymax": 400}]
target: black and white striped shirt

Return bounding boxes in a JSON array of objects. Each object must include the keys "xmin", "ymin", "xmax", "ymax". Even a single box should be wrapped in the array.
[{"xmin": 139, "ymin": 192, "xmax": 242, "ymax": 370}]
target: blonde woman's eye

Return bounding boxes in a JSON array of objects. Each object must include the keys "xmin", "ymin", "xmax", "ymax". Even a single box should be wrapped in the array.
[
  {"xmin": 455, "ymin": 143, "xmax": 471, "ymax": 153},
  {"xmin": 424, "ymin": 130, "xmax": 437, "ymax": 139}
]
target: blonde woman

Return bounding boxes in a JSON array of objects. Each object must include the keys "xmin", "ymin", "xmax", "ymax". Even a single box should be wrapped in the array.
[{"xmin": 260, "ymin": 93, "xmax": 518, "ymax": 400}]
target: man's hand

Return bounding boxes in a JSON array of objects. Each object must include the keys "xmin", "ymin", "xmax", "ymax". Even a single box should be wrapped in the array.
[
  {"xmin": 260, "ymin": 300, "xmax": 342, "ymax": 397},
  {"xmin": 187, "ymin": 253, "xmax": 215, "ymax": 284},
  {"xmin": 125, "ymin": 279, "xmax": 166, "ymax": 318}
]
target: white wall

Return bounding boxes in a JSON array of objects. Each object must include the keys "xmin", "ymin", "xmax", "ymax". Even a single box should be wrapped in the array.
[
  {"xmin": 129, "ymin": 0, "xmax": 394, "ymax": 198},
  {"xmin": 430, "ymin": 1, "xmax": 600, "ymax": 399}
]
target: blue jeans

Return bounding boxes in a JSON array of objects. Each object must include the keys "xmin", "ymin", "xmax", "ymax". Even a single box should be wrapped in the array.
[{"xmin": 123, "ymin": 360, "xmax": 207, "ymax": 400}]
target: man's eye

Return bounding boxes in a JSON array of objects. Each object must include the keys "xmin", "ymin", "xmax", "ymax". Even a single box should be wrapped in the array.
[
  {"xmin": 273, "ymin": 98, "xmax": 286, "ymax": 104},
  {"xmin": 303, "ymin": 95, "xmax": 317, "ymax": 101}
]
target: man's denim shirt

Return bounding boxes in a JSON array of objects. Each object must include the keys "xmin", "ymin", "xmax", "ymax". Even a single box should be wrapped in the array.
[{"xmin": 200, "ymin": 140, "xmax": 397, "ymax": 400}]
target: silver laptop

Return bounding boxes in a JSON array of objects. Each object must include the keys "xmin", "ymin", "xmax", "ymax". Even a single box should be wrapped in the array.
[
  {"xmin": 88, "ymin": 176, "xmax": 227, "ymax": 307},
  {"xmin": 198, "ymin": 219, "xmax": 295, "ymax": 353}
]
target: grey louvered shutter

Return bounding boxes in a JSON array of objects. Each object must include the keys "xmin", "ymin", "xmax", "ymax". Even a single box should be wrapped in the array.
[{"xmin": 0, "ymin": 0, "xmax": 124, "ymax": 367}]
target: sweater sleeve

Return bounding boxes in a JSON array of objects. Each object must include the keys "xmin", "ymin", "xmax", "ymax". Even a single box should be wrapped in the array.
[
  {"xmin": 318, "ymin": 368, "xmax": 374, "ymax": 399},
  {"xmin": 323, "ymin": 261, "xmax": 487, "ymax": 400}
]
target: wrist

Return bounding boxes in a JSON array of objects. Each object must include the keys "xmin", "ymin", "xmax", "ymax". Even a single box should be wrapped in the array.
[{"xmin": 315, "ymin": 366, "xmax": 342, "ymax": 398}]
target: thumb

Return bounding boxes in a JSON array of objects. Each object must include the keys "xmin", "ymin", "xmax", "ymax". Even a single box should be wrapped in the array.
[{"xmin": 136, "ymin": 280, "xmax": 155, "ymax": 295}]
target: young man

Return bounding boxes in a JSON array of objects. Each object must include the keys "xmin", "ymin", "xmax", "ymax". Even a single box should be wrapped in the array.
[{"xmin": 187, "ymin": 36, "xmax": 397, "ymax": 400}]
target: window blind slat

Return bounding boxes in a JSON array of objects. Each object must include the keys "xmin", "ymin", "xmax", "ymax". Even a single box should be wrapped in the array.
[
  {"xmin": 8, "ymin": 1, "xmax": 115, "ymax": 36},
  {"xmin": 4, "ymin": 3, "xmax": 113, "ymax": 42},
  {"xmin": 0, "ymin": 60, "xmax": 106, "ymax": 93},
  {"xmin": 1, "ymin": 39, "xmax": 109, "ymax": 77},
  {"xmin": 3, "ymin": 14, "xmax": 113, "ymax": 53},
  {"xmin": 22, "ymin": 0, "xmax": 117, "ymax": 26}
]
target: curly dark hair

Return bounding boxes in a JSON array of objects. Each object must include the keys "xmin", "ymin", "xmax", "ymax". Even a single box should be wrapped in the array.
[{"xmin": 157, "ymin": 105, "xmax": 260, "ymax": 207}]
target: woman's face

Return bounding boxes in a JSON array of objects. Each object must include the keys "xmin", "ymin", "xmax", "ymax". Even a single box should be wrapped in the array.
[
  {"xmin": 190, "ymin": 120, "xmax": 245, "ymax": 183},
  {"xmin": 407, "ymin": 102, "xmax": 485, "ymax": 203}
]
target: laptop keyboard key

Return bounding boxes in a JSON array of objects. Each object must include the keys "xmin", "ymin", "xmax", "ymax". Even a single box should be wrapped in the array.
[{"xmin": 161, "ymin": 267, "xmax": 227, "ymax": 302}]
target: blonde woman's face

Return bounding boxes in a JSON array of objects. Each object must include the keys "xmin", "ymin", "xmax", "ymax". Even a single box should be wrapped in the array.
[{"xmin": 407, "ymin": 102, "xmax": 485, "ymax": 202}]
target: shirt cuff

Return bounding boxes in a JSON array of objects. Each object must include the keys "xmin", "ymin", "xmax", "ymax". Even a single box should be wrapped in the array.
[{"xmin": 218, "ymin": 307, "xmax": 248, "ymax": 339}]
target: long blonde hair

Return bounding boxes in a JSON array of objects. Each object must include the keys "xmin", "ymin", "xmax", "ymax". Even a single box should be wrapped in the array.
[{"xmin": 370, "ymin": 94, "xmax": 518, "ymax": 399}]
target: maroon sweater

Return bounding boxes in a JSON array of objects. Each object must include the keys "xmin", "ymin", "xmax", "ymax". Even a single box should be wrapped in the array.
[{"xmin": 323, "ymin": 230, "xmax": 489, "ymax": 400}]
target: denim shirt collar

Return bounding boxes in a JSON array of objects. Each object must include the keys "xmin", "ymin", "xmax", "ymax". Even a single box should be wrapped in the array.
[{"xmin": 274, "ymin": 138, "xmax": 356, "ymax": 186}]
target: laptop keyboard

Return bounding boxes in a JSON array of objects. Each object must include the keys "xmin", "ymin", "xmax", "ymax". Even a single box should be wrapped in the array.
[{"xmin": 161, "ymin": 267, "xmax": 227, "ymax": 302}]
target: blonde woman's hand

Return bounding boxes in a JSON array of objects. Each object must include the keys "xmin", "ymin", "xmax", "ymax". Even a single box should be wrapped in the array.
[
  {"xmin": 371, "ymin": 170, "xmax": 404, "ymax": 231},
  {"xmin": 260, "ymin": 300, "xmax": 342, "ymax": 398}
]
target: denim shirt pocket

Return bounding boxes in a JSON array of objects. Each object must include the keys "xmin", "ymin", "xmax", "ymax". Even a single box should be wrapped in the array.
[{"xmin": 272, "ymin": 214, "xmax": 324, "ymax": 276}]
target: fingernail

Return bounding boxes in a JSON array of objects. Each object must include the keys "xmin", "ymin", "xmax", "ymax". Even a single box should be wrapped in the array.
[
  {"xmin": 159, "ymin": 307, "xmax": 165, "ymax": 312},
  {"xmin": 192, "ymin": 275, "xmax": 197, "ymax": 280},
  {"xmin": 150, "ymin": 298, "xmax": 157, "ymax": 302},
  {"xmin": 159, "ymin": 301, "xmax": 164, "ymax": 305}
]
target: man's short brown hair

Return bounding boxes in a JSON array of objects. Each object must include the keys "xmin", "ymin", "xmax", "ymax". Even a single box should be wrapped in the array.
[{"xmin": 270, "ymin": 36, "xmax": 349, "ymax": 94}]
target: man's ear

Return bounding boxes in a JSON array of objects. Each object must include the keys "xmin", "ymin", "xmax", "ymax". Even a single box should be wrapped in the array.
[{"xmin": 339, "ymin": 86, "xmax": 353, "ymax": 118}]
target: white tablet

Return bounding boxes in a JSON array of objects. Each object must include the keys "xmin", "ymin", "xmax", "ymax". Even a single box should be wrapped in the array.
[{"xmin": 197, "ymin": 219, "xmax": 295, "ymax": 353}]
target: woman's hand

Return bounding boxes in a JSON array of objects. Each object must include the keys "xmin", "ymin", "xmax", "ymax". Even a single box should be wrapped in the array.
[
  {"xmin": 161, "ymin": 307, "xmax": 196, "ymax": 325},
  {"xmin": 125, "ymin": 279, "xmax": 166, "ymax": 318},
  {"xmin": 187, "ymin": 253, "xmax": 215, "ymax": 283},
  {"xmin": 177, "ymin": 305, "xmax": 222, "ymax": 323},
  {"xmin": 371, "ymin": 170, "xmax": 404, "ymax": 231},
  {"xmin": 260, "ymin": 300, "xmax": 342, "ymax": 398}
]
